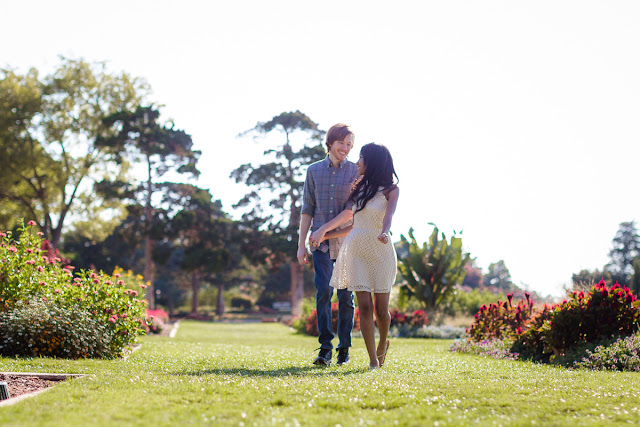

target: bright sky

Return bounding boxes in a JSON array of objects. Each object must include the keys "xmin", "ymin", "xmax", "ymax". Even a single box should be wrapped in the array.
[{"xmin": 3, "ymin": 1, "xmax": 640, "ymax": 297}]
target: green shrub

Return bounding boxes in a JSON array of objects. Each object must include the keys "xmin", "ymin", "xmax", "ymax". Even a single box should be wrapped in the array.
[
  {"xmin": 573, "ymin": 333, "xmax": 640, "ymax": 371},
  {"xmin": 466, "ymin": 293, "xmax": 535, "ymax": 341},
  {"xmin": 230, "ymin": 295, "xmax": 254, "ymax": 311},
  {"xmin": 444, "ymin": 288, "xmax": 507, "ymax": 317},
  {"xmin": 0, "ymin": 299, "xmax": 118, "ymax": 358},
  {"xmin": 0, "ymin": 220, "xmax": 148, "ymax": 357},
  {"xmin": 544, "ymin": 282, "xmax": 638, "ymax": 356}
]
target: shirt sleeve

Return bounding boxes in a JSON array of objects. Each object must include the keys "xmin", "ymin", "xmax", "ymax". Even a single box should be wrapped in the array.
[{"xmin": 301, "ymin": 167, "xmax": 315, "ymax": 216}]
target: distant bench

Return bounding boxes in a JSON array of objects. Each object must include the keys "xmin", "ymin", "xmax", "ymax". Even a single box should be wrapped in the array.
[{"xmin": 272, "ymin": 301, "xmax": 291, "ymax": 313}]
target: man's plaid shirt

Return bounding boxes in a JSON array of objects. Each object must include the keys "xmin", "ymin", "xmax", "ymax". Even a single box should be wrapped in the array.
[{"xmin": 301, "ymin": 156, "xmax": 358, "ymax": 259}]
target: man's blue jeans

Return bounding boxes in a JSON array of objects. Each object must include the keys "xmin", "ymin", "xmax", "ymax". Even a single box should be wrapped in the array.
[{"xmin": 312, "ymin": 249, "xmax": 354, "ymax": 350}]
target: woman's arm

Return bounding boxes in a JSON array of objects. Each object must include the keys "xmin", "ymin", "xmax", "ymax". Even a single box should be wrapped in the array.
[
  {"xmin": 378, "ymin": 187, "xmax": 399, "ymax": 244},
  {"xmin": 323, "ymin": 225, "xmax": 353, "ymax": 241},
  {"xmin": 309, "ymin": 208, "xmax": 353, "ymax": 247}
]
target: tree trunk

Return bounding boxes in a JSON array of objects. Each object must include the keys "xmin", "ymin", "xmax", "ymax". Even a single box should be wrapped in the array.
[
  {"xmin": 217, "ymin": 282, "xmax": 225, "ymax": 316},
  {"xmin": 143, "ymin": 156, "xmax": 155, "ymax": 309},
  {"xmin": 191, "ymin": 270, "xmax": 199, "ymax": 314},
  {"xmin": 290, "ymin": 260, "xmax": 304, "ymax": 317}
]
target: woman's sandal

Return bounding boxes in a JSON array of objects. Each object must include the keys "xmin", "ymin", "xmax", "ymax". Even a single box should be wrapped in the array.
[{"xmin": 377, "ymin": 340, "xmax": 390, "ymax": 367}]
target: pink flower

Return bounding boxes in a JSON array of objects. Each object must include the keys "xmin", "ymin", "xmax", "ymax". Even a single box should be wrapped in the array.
[
  {"xmin": 117, "ymin": 280, "xmax": 124, "ymax": 286},
  {"xmin": 37, "ymin": 232, "xmax": 44, "ymax": 236},
  {"xmin": 26, "ymin": 260, "xmax": 35, "ymax": 265},
  {"xmin": 42, "ymin": 297, "xmax": 48, "ymax": 302},
  {"xmin": 142, "ymin": 300, "xmax": 148, "ymax": 305},
  {"xmin": 109, "ymin": 315, "xmax": 117, "ymax": 323},
  {"xmin": 105, "ymin": 281, "xmax": 113, "ymax": 285},
  {"xmin": 53, "ymin": 289, "xmax": 61, "ymax": 294},
  {"xmin": 114, "ymin": 273, "xmax": 121, "ymax": 278},
  {"xmin": 38, "ymin": 281, "xmax": 46, "ymax": 286},
  {"xmin": 8, "ymin": 246, "xmax": 17, "ymax": 253},
  {"xmin": 140, "ymin": 284, "xmax": 147, "ymax": 289},
  {"xmin": 74, "ymin": 278, "xmax": 82, "ymax": 282},
  {"xmin": 27, "ymin": 220, "xmax": 37, "ymax": 226},
  {"xmin": 26, "ymin": 249, "xmax": 34, "ymax": 254},
  {"xmin": 0, "ymin": 232, "xmax": 6, "ymax": 237},
  {"xmin": 90, "ymin": 272, "xmax": 98, "ymax": 279},
  {"xmin": 93, "ymin": 278, "xmax": 100, "ymax": 284},
  {"xmin": 92, "ymin": 291, "xmax": 98, "ymax": 295},
  {"xmin": 38, "ymin": 266, "xmax": 44, "ymax": 272},
  {"xmin": 130, "ymin": 290, "xmax": 138, "ymax": 297}
]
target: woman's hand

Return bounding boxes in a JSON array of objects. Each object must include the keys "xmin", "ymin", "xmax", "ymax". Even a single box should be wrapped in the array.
[
  {"xmin": 309, "ymin": 229, "xmax": 327, "ymax": 248},
  {"xmin": 377, "ymin": 232, "xmax": 390, "ymax": 244}
]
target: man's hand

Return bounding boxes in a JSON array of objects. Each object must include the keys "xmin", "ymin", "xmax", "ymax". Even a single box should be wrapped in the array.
[{"xmin": 297, "ymin": 246, "xmax": 309, "ymax": 265}]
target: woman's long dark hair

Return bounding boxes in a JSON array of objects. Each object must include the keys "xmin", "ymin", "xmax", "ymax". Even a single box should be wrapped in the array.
[{"xmin": 350, "ymin": 143, "xmax": 398, "ymax": 215}]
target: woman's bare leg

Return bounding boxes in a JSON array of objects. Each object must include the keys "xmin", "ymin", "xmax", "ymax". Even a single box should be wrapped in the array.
[
  {"xmin": 356, "ymin": 291, "xmax": 379, "ymax": 368},
  {"xmin": 374, "ymin": 292, "xmax": 391, "ymax": 365}
]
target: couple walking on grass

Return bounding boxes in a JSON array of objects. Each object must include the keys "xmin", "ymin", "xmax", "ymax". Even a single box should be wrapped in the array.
[{"xmin": 297, "ymin": 123, "xmax": 400, "ymax": 370}]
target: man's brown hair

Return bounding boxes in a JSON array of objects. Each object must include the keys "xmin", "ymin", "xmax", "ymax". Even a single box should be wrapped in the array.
[{"xmin": 325, "ymin": 123, "xmax": 354, "ymax": 152}]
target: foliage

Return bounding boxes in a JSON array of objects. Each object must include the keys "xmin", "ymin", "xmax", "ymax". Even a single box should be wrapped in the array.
[
  {"xmin": 230, "ymin": 295, "xmax": 254, "ymax": 311},
  {"xmin": 297, "ymin": 302, "xmax": 361, "ymax": 336},
  {"xmin": 230, "ymin": 111, "xmax": 325, "ymax": 316},
  {"xmin": 0, "ymin": 299, "xmax": 119, "ymax": 358},
  {"xmin": 573, "ymin": 333, "xmax": 640, "ymax": 371},
  {"xmin": 442, "ymin": 288, "xmax": 507, "ymax": 317},
  {"xmin": 466, "ymin": 293, "xmax": 535, "ymax": 341},
  {"xmin": 461, "ymin": 260, "xmax": 483, "ymax": 288},
  {"xmin": 0, "ymin": 221, "xmax": 148, "ymax": 357},
  {"xmin": 390, "ymin": 308, "xmax": 429, "ymax": 328},
  {"xmin": 483, "ymin": 260, "xmax": 515, "ymax": 291},
  {"xmin": 396, "ymin": 225, "xmax": 470, "ymax": 312},
  {"xmin": 510, "ymin": 303, "xmax": 555, "ymax": 361},
  {"xmin": 606, "ymin": 221, "xmax": 640, "ymax": 288},
  {"xmin": 541, "ymin": 281, "xmax": 639, "ymax": 356},
  {"xmin": 97, "ymin": 105, "xmax": 201, "ymax": 308},
  {"xmin": 0, "ymin": 58, "xmax": 148, "ymax": 246},
  {"xmin": 571, "ymin": 268, "xmax": 612, "ymax": 289}
]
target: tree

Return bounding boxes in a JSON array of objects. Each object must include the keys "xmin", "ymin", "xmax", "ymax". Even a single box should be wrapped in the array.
[
  {"xmin": 164, "ymin": 184, "xmax": 231, "ymax": 315},
  {"xmin": 230, "ymin": 111, "xmax": 325, "ymax": 316},
  {"xmin": 396, "ymin": 225, "xmax": 470, "ymax": 312},
  {"xmin": 606, "ymin": 221, "xmax": 640, "ymax": 288},
  {"xmin": 461, "ymin": 259, "xmax": 483, "ymax": 289},
  {"xmin": 571, "ymin": 268, "xmax": 612, "ymax": 289},
  {"xmin": 484, "ymin": 260, "xmax": 515, "ymax": 291},
  {"xmin": 97, "ymin": 106, "xmax": 201, "ymax": 308},
  {"xmin": 0, "ymin": 58, "xmax": 148, "ymax": 245},
  {"xmin": 630, "ymin": 257, "xmax": 640, "ymax": 297}
]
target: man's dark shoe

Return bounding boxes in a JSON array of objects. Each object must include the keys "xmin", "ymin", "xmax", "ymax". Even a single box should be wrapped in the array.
[
  {"xmin": 336, "ymin": 348, "xmax": 350, "ymax": 366},
  {"xmin": 313, "ymin": 348, "xmax": 332, "ymax": 366}
]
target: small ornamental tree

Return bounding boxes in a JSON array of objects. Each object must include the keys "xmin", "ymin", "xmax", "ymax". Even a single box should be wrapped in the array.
[{"xmin": 396, "ymin": 225, "xmax": 470, "ymax": 312}]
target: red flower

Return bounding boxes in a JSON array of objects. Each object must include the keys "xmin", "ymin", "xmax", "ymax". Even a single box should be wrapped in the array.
[{"xmin": 26, "ymin": 260, "xmax": 35, "ymax": 265}]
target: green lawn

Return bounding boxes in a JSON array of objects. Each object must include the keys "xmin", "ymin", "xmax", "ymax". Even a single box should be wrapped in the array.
[{"xmin": 1, "ymin": 321, "xmax": 639, "ymax": 426}]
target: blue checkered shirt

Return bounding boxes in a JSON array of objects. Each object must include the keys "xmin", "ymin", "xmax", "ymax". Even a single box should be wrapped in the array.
[{"xmin": 301, "ymin": 156, "xmax": 359, "ymax": 259}]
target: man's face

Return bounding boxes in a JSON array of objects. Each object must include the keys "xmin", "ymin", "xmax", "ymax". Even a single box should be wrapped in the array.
[{"xmin": 328, "ymin": 133, "xmax": 354, "ymax": 163}]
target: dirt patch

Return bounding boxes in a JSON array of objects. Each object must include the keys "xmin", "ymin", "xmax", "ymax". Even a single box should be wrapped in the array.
[{"xmin": 0, "ymin": 373, "xmax": 59, "ymax": 399}]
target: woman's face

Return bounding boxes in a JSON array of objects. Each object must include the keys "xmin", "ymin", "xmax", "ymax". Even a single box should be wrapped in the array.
[{"xmin": 356, "ymin": 154, "xmax": 366, "ymax": 175}]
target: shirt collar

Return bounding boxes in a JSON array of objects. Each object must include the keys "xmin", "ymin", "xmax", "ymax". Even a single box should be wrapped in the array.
[{"xmin": 324, "ymin": 155, "xmax": 347, "ymax": 169}]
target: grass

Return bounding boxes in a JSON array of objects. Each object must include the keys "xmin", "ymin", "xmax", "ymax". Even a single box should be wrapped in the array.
[{"xmin": 1, "ymin": 321, "xmax": 639, "ymax": 426}]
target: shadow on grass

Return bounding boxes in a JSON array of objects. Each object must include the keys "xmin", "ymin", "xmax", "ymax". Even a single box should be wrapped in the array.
[{"xmin": 177, "ymin": 365, "xmax": 367, "ymax": 377}]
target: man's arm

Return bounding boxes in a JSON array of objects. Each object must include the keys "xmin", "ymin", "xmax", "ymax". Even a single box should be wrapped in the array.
[{"xmin": 297, "ymin": 213, "xmax": 312, "ymax": 264}]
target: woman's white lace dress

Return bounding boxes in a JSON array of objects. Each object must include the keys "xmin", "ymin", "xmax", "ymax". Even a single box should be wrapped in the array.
[{"xmin": 330, "ymin": 189, "xmax": 397, "ymax": 293}]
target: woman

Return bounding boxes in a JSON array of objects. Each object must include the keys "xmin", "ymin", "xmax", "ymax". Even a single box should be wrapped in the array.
[{"xmin": 309, "ymin": 143, "xmax": 399, "ymax": 370}]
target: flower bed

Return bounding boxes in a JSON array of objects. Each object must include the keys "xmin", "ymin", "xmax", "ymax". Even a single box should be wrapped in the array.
[{"xmin": 0, "ymin": 221, "xmax": 149, "ymax": 358}]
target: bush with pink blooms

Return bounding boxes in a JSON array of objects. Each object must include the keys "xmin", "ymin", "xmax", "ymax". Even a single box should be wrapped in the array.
[{"xmin": 0, "ymin": 220, "xmax": 149, "ymax": 358}]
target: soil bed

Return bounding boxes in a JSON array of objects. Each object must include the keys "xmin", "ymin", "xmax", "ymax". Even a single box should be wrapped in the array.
[{"xmin": 0, "ymin": 373, "xmax": 58, "ymax": 400}]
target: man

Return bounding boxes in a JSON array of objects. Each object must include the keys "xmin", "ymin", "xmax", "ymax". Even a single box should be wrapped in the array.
[{"xmin": 297, "ymin": 123, "xmax": 358, "ymax": 366}]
